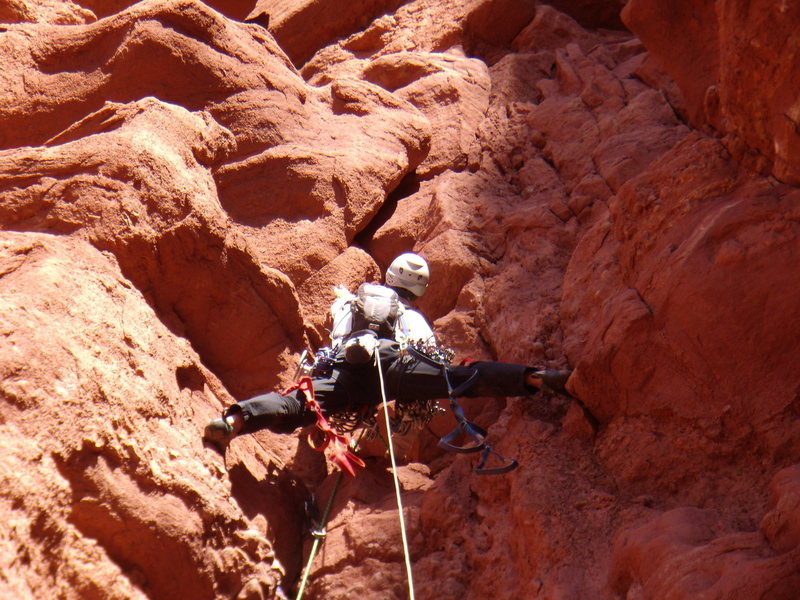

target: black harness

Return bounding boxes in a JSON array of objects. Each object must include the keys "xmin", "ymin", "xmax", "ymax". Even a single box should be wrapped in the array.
[{"xmin": 301, "ymin": 339, "xmax": 520, "ymax": 475}]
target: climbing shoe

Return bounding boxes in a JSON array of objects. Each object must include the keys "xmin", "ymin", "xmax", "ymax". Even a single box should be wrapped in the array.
[
  {"xmin": 536, "ymin": 370, "xmax": 573, "ymax": 397},
  {"xmin": 203, "ymin": 417, "xmax": 236, "ymax": 452}
]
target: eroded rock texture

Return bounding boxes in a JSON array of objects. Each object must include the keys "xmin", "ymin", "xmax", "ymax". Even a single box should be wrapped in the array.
[
  {"xmin": 1, "ymin": 0, "xmax": 799, "ymax": 599},
  {"xmin": 623, "ymin": 0, "xmax": 800, "ymax": 185}
]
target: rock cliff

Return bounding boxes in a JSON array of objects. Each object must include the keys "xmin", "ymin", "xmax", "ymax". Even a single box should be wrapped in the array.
[{"xmin": 1, "ymin": 1, "xmax": 799, "ymax": 599}]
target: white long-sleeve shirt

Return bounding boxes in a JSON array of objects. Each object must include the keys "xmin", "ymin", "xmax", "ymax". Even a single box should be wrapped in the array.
[{"xmin": 329, "ymin": 286, "xmax": 435, "ymax": 350}]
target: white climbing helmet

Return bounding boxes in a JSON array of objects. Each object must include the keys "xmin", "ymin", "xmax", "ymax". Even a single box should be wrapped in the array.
[{"xmin": 385, "ymin": 253, "xmax": 429, "ymax": 297}]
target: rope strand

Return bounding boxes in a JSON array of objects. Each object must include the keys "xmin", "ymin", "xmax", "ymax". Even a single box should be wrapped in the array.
[
  {"xmin": 295, "ymin": 471, "xmax": 343, "ymax": 600},
  {"xmin": 375, "ymin": 350, "xmax": 416, "ymax": 600},
  {"xmin": 296, "ymin": 426, "xmax": 367, "ymax": 600},
  {"xmin": 294, "ymin": 351, "xmax": 416, "ymax": 600}
]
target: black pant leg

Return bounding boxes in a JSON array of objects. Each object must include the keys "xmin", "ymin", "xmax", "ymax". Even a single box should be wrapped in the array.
[
  {"xmin": 447, "ymin": 361, "xmax": 533, "ymax": 397},
  {"xmin": 229, "ymin": 389, "xmax": 314, "ymax": 434},
  {"xmin": 229, "ymin": 362, "xmax": 383, "ymax": 434},
  {"xmin": 386, "ymin": 354, "xmax": 535, "ymax": 403}
]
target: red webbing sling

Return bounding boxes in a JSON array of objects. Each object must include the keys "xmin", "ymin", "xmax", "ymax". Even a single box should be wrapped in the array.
[{"xmin": 286, "ymin": 376, "xmax": 365, "ymax": 477}]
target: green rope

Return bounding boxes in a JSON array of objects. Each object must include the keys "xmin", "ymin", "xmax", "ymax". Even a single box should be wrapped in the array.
[
  {"xmin": 295, "ymin": 425, "xmax": 369, "ymax": 599},
  {"xmin": 294, "ymin": 469, "xmax": 344, "ymax": 600}
]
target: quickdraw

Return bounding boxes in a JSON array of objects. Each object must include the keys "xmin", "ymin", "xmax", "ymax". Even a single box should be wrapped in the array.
[
  {"xmin": 417, "ymin": 347, "xmax": 518, "ymax": 476},
  {"xmin": 286, "ymin": 376, "xmax": 365, "ymax": 477}
]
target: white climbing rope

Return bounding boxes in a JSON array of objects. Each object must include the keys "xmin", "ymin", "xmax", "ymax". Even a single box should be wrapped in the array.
[{"xmin": 375, "ymin": 350, "xmax": 416, "ymax": 600}]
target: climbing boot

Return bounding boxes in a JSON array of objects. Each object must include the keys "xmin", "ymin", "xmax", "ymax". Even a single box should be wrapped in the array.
[
  {"xmin": 203, "ymin": 417, "xmax": 237, "ymax": 452},
  {"xmin": 535, "ymin": 370, "xmax": 573, "ymax": 397}
]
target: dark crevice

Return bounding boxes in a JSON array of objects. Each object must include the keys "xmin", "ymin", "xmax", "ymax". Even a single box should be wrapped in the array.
[
  {"xmin": 228, "ymin": 461, "xmax": 312, "ymax": 587},
  {"xmin": 175, "ymin": 363, "xmax": 205, "ymax": 391},
  {"xmin": 352, "ymin": 171, "xmax": 420, "ymax": 251}
]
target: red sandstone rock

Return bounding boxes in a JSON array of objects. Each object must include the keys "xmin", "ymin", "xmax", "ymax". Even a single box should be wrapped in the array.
[
  {"xmin": 363, "ymin": 51, "xmax": 491, "ymax": 177},
  {"xmin": 0, "ymin": 95, "xmax": 306, "ymax": 400},
  {"xmin": 543, "ymin": 0, "xmax": 627, "ymax": 29},
  {"xmin": 301, "ymin": 0, "xmax": 537, "ymax": 83},
  {"xmin": 2, "ymin": 0, "xmax": 800, "ymax": 599},
  {"xmin": 621, "ymin": 0, "xmax": 719, "ymax": 127},
  {"xmin": 762, "ymin": 465, "xmax": 800, "ymax": 554},
  {"xmin": 623, "ymin": 0, "xmax": 800, "ymax": 184},
  {"xmin": 248, "ymin": 0, "xmax": 406, "ymax": 66},
  {"xmin": 0, "ymin": 0, "xmax": 431, "ymax": 393},
  {"xmin": 0, "ymin": 0, "xmax": 94, "ymax": 24},
  {"xmin": 610, "ymin": 507, "xmax": 800, "ymax": 599},
  {"xmin": 0, "ymin": 232, "xmax": 286, "ymax": 598}
]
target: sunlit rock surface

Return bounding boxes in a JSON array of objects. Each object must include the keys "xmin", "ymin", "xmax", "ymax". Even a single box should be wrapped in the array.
[{"xmin": 1, "ymin": 1, "xmax": 799, "ymax": 598}]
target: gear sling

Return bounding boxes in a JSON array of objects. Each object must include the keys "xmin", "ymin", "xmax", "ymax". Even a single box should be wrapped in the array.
[{"xmin": 298, "ymin": 342, "xmax": 520, "ymax": 477}]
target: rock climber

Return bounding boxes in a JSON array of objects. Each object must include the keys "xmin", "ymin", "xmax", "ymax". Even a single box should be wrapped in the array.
[{"xmin": 203, "ymin": 252, "xmax": 573, "ymax": 451}]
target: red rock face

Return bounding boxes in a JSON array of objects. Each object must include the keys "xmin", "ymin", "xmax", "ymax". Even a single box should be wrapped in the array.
[
  {"xmin": 2, "ymin": 1, "xmax": 799, "ymax": 599},
  {"xmin": 623, "ymin": 0, "xmax": 800, "ymax": 184}
]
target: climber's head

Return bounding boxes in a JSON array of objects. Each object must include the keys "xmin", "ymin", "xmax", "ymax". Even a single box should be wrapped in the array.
[{"xmin": 385, "ymin": 253, "xmax": 429, "ymax": 300}]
